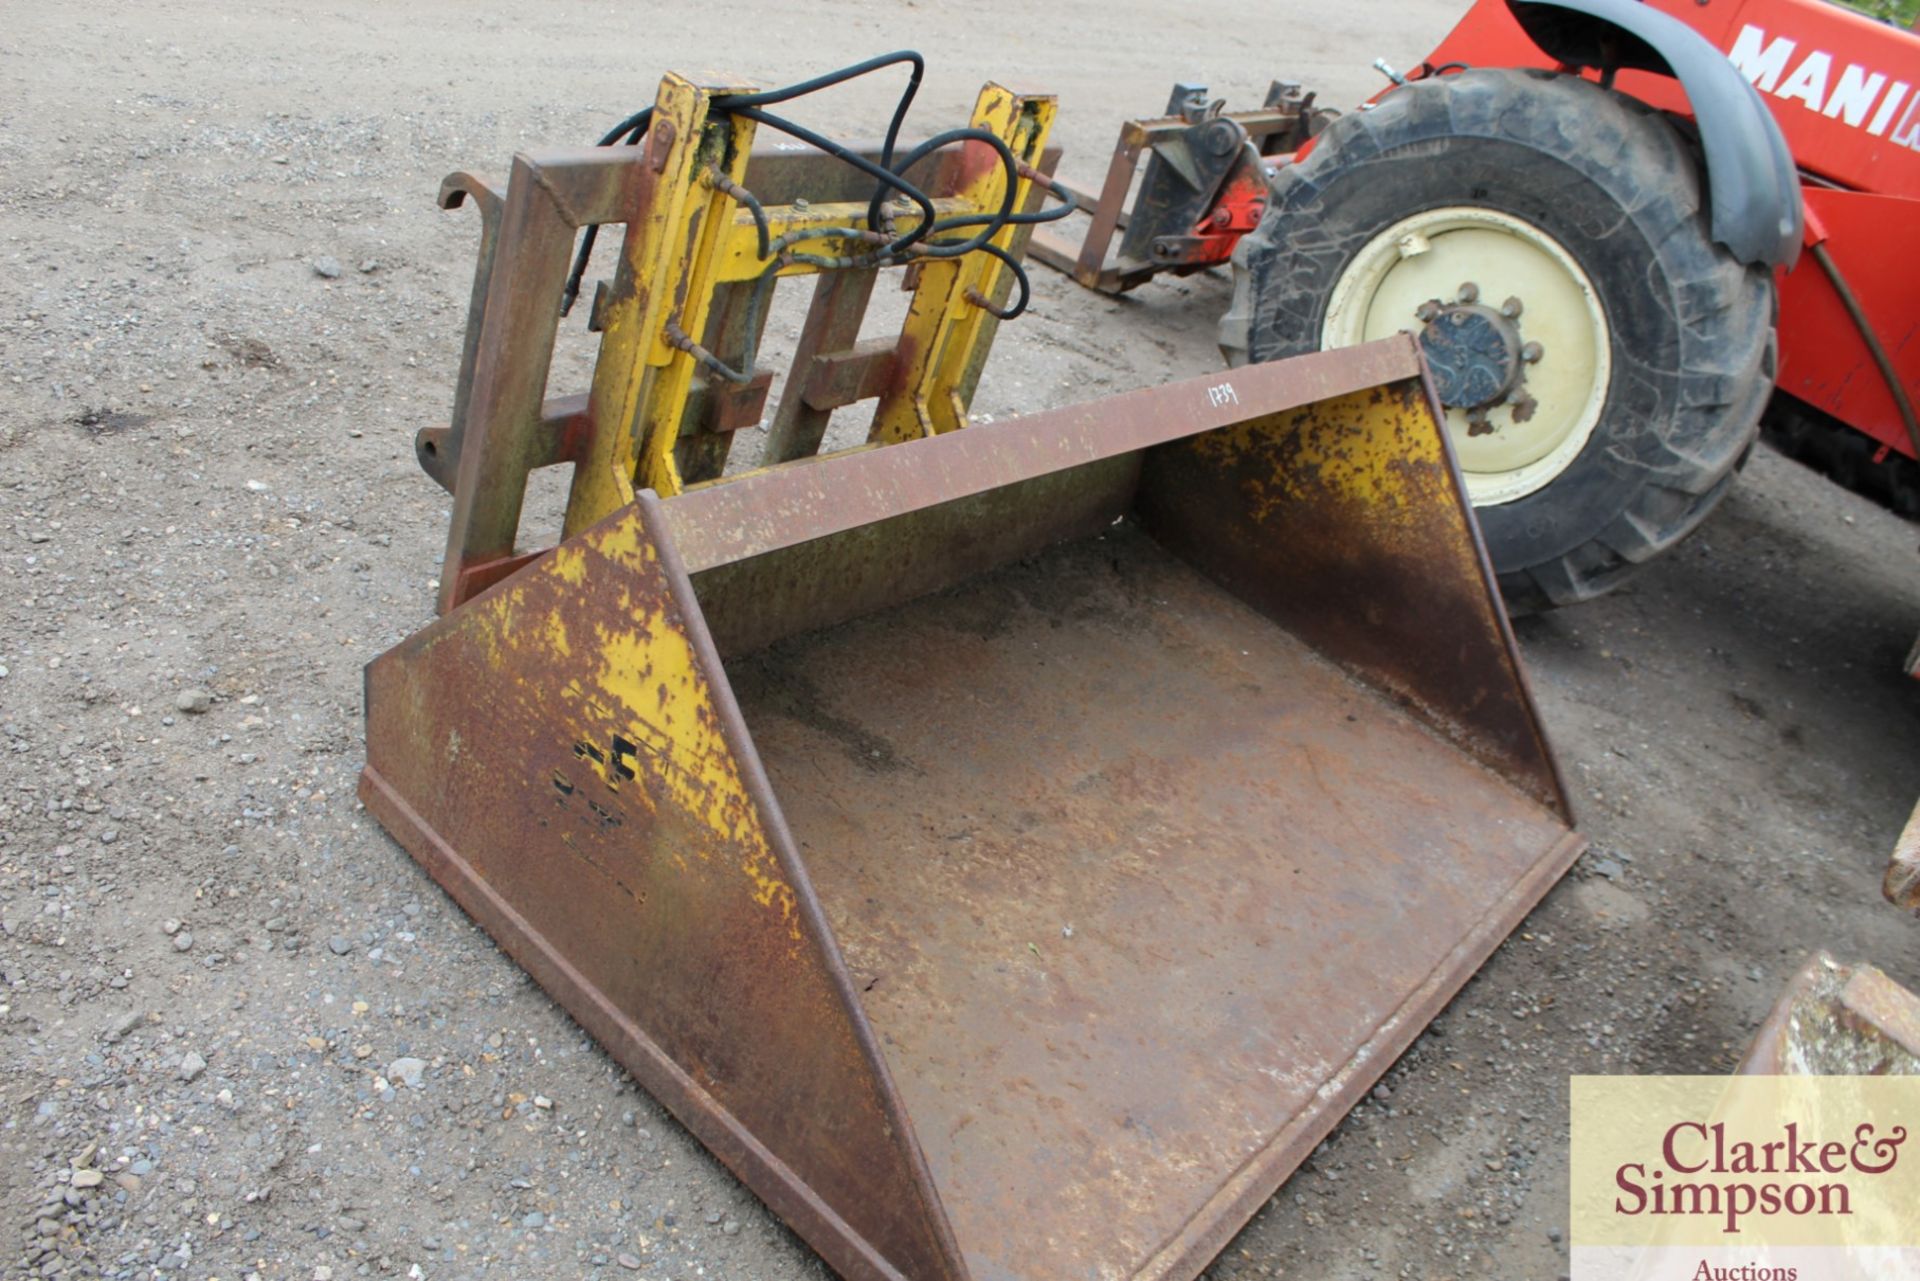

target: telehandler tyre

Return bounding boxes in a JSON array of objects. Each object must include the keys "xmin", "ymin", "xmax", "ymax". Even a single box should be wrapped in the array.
[{"xmin": 1222, "ymin": 67, "xmax": 1776, "ymax": 612}]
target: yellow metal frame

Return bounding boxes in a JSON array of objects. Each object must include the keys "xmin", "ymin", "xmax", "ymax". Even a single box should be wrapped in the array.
[
  {"xmin": 568, "ymin": 73, "xmax": 1057, "ymax": 534},
  {"xmin": 419, "ymin": 69, "xmax": 1057, "ymax": 615}
]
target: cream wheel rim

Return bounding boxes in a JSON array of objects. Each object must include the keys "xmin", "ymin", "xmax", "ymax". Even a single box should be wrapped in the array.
[{"xmin": 1321, "ymin": 206, "xmax": 1611, "ymax": 506}]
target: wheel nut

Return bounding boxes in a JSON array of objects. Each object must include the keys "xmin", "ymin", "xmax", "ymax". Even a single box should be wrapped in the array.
[
  {"xmin": 1501, "ymin": 296, "xmax": 1523, "ymax": 319},
  {"xmin": 1465, "ymin": 406, "xmax": 1494, "ymax": 436},
  {"xmin": 1414, "ymin": 300, "xmax": 1441, "ymax": 323},
  {"xmin": 1520, "ymin": 341, "xmax": 1544, "ymax": 364},
  {"xmin": 1457, "ymin": 281, "xmax": 1479, "ymax": 303}
]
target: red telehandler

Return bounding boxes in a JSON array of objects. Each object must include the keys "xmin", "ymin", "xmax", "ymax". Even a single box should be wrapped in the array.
[{"xmin": 1034, "ymin": 0, "xmax": 1920, "ymax": 610}]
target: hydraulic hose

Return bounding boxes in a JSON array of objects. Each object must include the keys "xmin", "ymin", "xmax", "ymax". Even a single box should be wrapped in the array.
[{"xmin": 1809, "ymin": 240, "xmax": 1920, "ymax": 465}]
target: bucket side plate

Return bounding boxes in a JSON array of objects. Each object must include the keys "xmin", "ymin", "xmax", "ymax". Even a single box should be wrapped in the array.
[
  {"xmin": 1138, "ymin": 377, "xmax": 1570, "ymax": 819},
  {"xmin": 359, "ymin": 494, "xmax": 966, "ymax": 1281}
]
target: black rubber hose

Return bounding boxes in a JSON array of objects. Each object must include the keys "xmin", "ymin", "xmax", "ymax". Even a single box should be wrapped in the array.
[
  {"xmin": 560, "ymin": 109, "xmax": 654, "ymax": 316},
  {"xmin": 1810, "ymin": 240, "xmax": 1920, "ymax": 464},
  {"xmin": 933, "ymin": 170, "xmax": 1077, "ymax": 231},
  {"xmin": 955, "ymin": 241, "xmax": 1032, "ymax": 320},
  {"xmin": 711, "ymin": 167, "xmax": 772, "ymax": 260},
  {"xmin": 564, "ymin": 53, "xmax": 925, "ymax": 313},
  {"xmin": 596, "ymin": 107, "xmax": 654, "ymax": 147},
  {"xmin": 712, "ymin": 50, "xmax": 923, "ymax": 175},
  {"xmin": 562, "ymin": 53, "xmax": 1051, "ymax": 326},
  {"xmin": 870, "ymin": 126, "xmax": 1018, "ymax": 256},
  {"xmin": 715, "ymin": 52, "xmax": 928, "ymax": 246},
  {"xmin": 727, "ymin": 105, "xmax": 939, "ymax": 252}
]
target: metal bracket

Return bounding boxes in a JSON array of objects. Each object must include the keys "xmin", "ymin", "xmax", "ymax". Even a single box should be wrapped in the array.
[{"xmin": 1029, "ymin": 80, "xmax": 1330, "ymax": 294}]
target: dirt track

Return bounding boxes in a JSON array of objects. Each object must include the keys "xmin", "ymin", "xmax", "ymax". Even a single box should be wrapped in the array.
[{"xmin": 3, "ymin": 3, "xmax": 1918, "ymax": 1279}]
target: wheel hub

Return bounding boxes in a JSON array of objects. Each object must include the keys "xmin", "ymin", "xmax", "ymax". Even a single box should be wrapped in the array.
[
  {"xmin": 1413, "ymin": 283, "xmax": 1543, "ymax": 436},
  {"xmin": 1316, "ymin": 208, "xmax": 1609, "ymax": 505},
  {"xmin": 1417, "ymin": 303, "xmax": 1521, "ymax": 411}
]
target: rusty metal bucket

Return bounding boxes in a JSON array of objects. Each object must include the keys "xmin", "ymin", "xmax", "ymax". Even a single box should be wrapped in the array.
[
  {"xmin": 1739, "ymin": 952, "xmax": 1920, "ymax": 1076},
  {"xmin": 360, "ymin": 336, "xmax": 1582, "ymax": 1281}
]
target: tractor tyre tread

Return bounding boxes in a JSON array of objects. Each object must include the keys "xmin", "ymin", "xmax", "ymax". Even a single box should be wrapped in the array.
[{"xmin": 1221, "ymin": 68, "xmax": 1777, "ymax": 612}]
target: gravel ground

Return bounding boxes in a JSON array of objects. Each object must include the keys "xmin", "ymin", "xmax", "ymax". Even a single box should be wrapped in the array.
[{"xmin": 2, "ymin": 3, "xmax": 1917, "ymax": 1280}]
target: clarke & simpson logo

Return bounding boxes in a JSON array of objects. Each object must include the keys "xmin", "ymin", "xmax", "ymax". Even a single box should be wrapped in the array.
[
  {"xmin": 1613, "ymin": 1117, "xmax": 1908, "ymax": 1233},
  {"xmin": 1571, "ymin": 1077, "xmax": 1920, "ymax": 1281}
]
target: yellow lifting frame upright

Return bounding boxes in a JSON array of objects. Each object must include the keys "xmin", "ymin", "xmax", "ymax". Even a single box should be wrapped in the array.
[
  {"xmin": 414, "ymin": 69, "xmax": 1054, "ymax": 614},
  {"xmin": 565, "ymin": 73, "xmax": 1057, "ymax": 538}
]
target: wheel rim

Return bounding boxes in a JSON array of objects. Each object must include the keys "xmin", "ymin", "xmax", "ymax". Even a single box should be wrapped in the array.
[{"xmin": 1321, "ymin": 206, "xmax": 1611, "ymax": 506}]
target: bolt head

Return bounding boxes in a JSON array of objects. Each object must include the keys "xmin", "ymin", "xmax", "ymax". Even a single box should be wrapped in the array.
[
  {"xmin": 1520, "ymin": 341, "xmax": 1544, "ymax": 364},
  {"xmin": 1414, "ymin": 300, "xmax": 1441, "ymax": 323},
  {"xmin": 1501, "ymin": 296, "xmax": 1523, "ymax": 319},
  {"xmin": 1457, "ymin": 282, "xmax": 1479, "ymax": 303}
]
